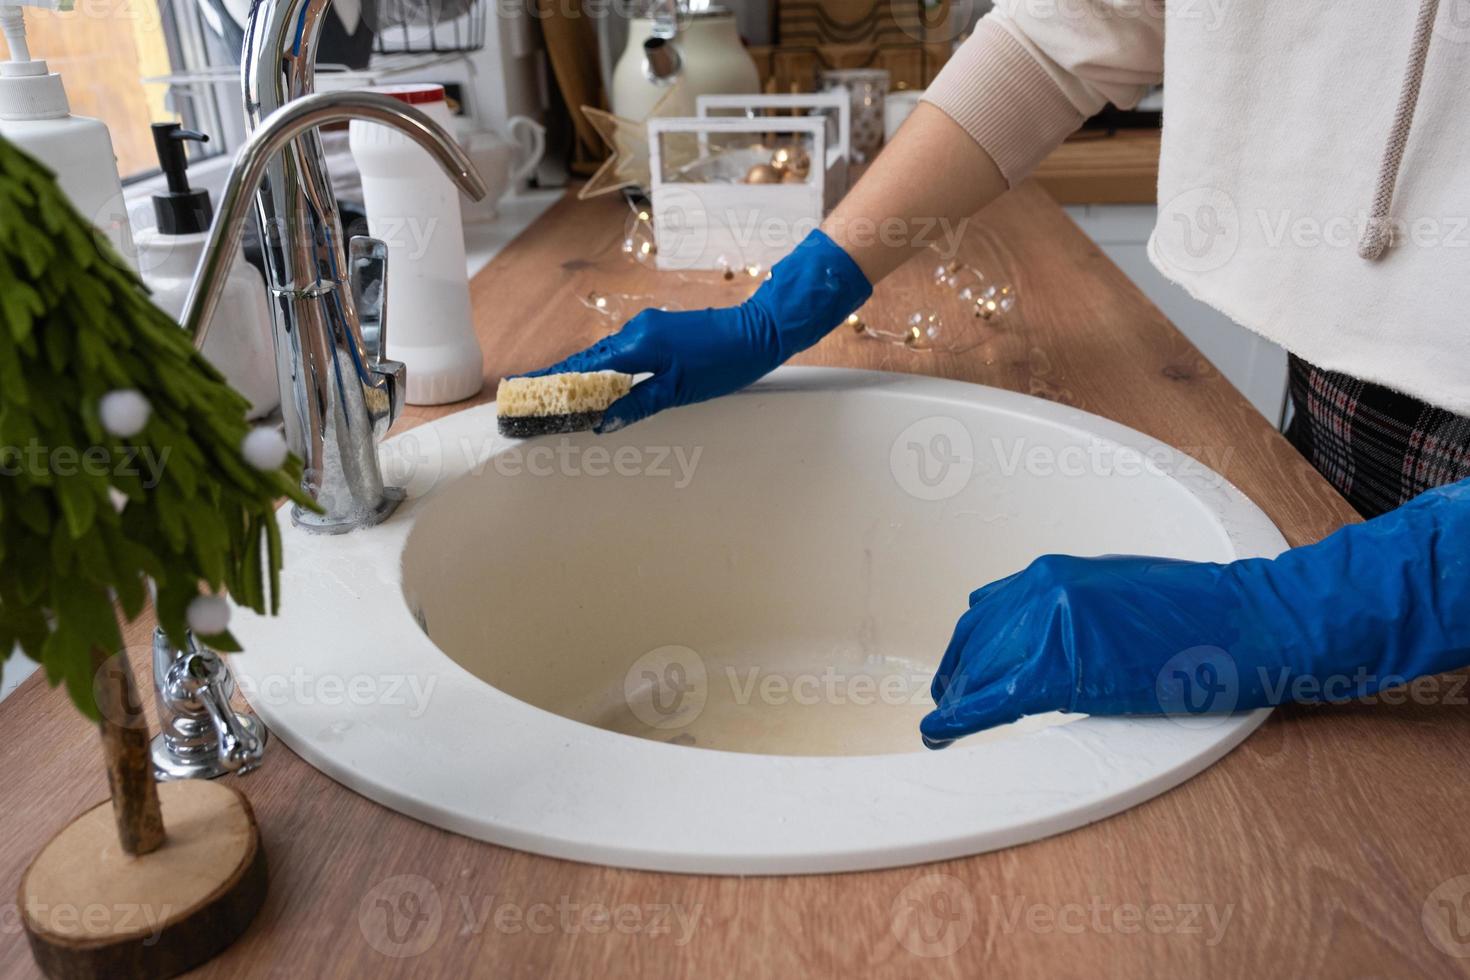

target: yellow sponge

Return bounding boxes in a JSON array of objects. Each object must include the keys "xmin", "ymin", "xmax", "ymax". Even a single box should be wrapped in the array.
[{"xmin": 496, "ymin": 371, "xmax": 633, "ymax": 436}]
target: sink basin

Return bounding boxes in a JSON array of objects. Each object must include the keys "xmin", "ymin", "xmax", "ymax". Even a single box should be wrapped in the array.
[{"xmin": 230, "ymin": 367, "xmax": 1285, "ymax": 873}]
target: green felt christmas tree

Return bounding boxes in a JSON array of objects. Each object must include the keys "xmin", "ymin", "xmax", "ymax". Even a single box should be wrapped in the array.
[{"xmin": 0, "ymin": 134, "xmax": 313, "ymax": 853}]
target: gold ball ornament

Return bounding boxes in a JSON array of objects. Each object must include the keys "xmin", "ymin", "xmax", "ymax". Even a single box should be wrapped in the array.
[
  {"xmin": 744, "ymin": 163, "xmax": 781, "ymax": 184},
  {"xmin": 770, "ymin": 145, "xmax": 811, "ymax": 178}
]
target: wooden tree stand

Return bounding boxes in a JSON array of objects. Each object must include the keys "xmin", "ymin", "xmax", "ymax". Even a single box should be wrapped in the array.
[
  {"xmin": 19, "ymin": 653, "xmax": 266, "ymax": 979},
  {"xmin": 19, "ymin": 780, "xmax": 267, "ymax": 979}
]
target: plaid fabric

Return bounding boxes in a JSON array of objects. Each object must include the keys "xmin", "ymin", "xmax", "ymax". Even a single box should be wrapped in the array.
[{"xmin": 1285, "ymin": 355, "xmax": 1470, "ymax": 518}]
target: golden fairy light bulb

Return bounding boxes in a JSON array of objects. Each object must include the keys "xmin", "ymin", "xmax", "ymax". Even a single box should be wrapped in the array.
[
  {"xmin": 847, "ymin": 313, "xmax": 866, "ymax": 333},
  {"xmin": 639, "ymin": 240, "xmax": 653, "ymax": 256},
  {"xmin": 745, "ymin": 263, "xmax": 763, "ymax": 278},
  {"xmin": 974, "ymin": 284, "xmax": 1015, "ymax": 319},
  {"xmin": 637, "ymin": 210, "xmax": 650, "ymax": 222}
]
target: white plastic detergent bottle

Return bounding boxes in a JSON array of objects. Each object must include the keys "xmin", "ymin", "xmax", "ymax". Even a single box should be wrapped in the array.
[{"xmin": 349, "ymin": 83, "xmax": 483, "ymax": 406}]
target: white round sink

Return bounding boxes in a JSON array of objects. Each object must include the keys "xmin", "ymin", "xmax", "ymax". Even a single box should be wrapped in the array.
[{"xmin": 230, "ymin": 367, "xmax": 1285, "ymax": 874}]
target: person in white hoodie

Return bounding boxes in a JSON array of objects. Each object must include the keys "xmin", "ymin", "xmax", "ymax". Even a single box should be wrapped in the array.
[
  {"xmin": 530, "ymin": 0, "xmax": 1469, "ymax": 743},
  {"xmin": 919, "ymin": 0, "xmax": 1469, "ymax": 518}
]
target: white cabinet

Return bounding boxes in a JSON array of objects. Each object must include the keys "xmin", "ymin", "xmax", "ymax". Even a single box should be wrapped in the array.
[{"xmin": 1065, "ymin": 204, "xmax": 1289, "ymax": 427}]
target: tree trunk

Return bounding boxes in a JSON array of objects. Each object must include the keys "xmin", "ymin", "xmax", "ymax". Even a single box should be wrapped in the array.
[{"xmin": 93, "ymin": 648, "xmax": 166, "ymax": 855}]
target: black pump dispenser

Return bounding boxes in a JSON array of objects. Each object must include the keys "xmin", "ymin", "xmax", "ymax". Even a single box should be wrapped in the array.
[{"xmin": 150, "ymin": 123, "xmax": 213, "ymax": 235}]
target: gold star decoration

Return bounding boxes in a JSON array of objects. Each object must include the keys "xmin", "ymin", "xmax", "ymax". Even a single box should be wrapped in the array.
[{"xmin": 577, "ymin": 85, "xmax": 686, "ymax": 200}]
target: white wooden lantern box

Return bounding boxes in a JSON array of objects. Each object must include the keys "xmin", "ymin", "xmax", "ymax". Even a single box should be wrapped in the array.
[
  {"xmin": 648, "ymin": 115, "xmax": 827, "ymax": 273},
  {"xmin": 695, "ymin": 91, "xmax": 852, "ymax": 209}
]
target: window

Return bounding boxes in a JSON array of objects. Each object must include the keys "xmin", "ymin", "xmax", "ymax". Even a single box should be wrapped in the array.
[
  {"xmin": 2, "ymin": 1, "xmax": 508, "ymax": 184},
  {"xmin": 0, "ymin": 0, "xmax": 229, "ymax": 179}
]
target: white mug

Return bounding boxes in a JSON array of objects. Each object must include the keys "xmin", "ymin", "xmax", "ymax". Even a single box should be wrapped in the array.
[{"xmin": 458, "ymin": 115, "xmax": 547, "ymax": 224}]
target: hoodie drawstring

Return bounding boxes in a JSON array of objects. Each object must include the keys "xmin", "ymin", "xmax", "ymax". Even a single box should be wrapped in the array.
[{"xmin": 1358, "ymin": 0, "xmax": 1441, "ymax": 261}]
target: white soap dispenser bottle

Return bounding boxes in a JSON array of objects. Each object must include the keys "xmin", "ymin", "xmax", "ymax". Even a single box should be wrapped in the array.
[
  {"xmin": 0, "ymin": 0, "xmax": 134, "ymax": 262},
  {"xmin": 133, "ymin": 123, "xmax": 279, "ymax": 419}
]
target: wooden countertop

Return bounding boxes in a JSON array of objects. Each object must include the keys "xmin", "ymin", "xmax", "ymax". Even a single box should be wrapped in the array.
[
  {"xmin": 5, "ymin": 183, "xmax": 1468, "ymax": 979},
  {"xmin": 1033, "ymin": 129, "xmax": 1160, "ymax": 205}
]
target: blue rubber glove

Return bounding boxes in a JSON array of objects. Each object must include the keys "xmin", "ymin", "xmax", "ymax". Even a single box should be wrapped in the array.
[
  {"xmin": 527, "ymin": 230, "xmax": 871, "ymax": 431},
  {"xmin": 922, "ymin": 477, "xmax": 1470, "ymax": 748}
]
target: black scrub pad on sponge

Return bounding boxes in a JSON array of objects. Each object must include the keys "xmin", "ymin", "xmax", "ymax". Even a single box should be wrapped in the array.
[{"xmin": 496, "ymin": 371, "xmax": 634, "ymax": 437}]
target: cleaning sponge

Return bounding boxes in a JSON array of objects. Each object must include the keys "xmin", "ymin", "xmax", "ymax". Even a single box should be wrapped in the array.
[{"xmin": 496, "ymin": 371, "xmax": 633, "ymax": 437}]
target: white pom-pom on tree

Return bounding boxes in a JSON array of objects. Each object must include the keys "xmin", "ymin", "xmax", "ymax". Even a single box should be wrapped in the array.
[
  {"xmin": 240, "ymin": 426, "xmax": 289, "ymax": 471},
  {"xmin": 98, "ymin": 389, "xmax": 151, "ymax": 438},
  {"xmin": 186, "ymin": 595, "xmax": 232, "ymax": 636}
]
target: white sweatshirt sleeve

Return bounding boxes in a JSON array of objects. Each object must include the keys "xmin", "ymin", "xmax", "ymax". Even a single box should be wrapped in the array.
[{"xmin": 922, "ymin": 1, "xmax": 1165, "ymax": 186}]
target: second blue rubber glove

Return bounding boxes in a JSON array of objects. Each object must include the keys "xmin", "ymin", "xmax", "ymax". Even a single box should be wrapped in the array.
[
  {"xmin": 526, "ymin": 230, "xmax": 871, "ymax": 431},
  {"xmin": 922, "ymin": 477, "xmax": 1470, "ymax": 748}
]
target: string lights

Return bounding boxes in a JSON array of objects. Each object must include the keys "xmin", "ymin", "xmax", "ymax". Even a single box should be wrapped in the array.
[
  {"xmin": 844, "ymin": 258, "xmax": 1018, "ymax": 353},
  {"xmin": 586, "ymin": 196, "xmax": 1019, "ymax": 354}
]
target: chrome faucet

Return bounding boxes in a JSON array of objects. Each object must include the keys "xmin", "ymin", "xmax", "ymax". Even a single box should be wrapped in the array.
[
  {"xmin": 153, "ymin": 0, "xmax": 486, "ymax": 779},
  {"xmin": 151, "ymin": 627, "xmax": 268, "ymax": 779},
  {"xmin": 187, "ymin": 0, "xmax": 486, "ymax": 533}
]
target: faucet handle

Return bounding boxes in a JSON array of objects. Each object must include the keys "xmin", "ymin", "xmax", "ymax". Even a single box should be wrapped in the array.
[
  {"xmin": 150, "ymin": 628, "xmax": 269, "ymax": 780},
  {"xmin": 350, "ymin": 234, "xmax": 389, "ymax": 360},
  {"xmin": 177, "ymin": 650, "xmax": 266, "ymax": 775},
  {"xmin": 350, "ymin": 235, "xmax": 407, "ymax": 435}
]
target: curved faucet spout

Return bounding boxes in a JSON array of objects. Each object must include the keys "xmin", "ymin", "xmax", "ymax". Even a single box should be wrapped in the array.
[
  {"xmin": 193, "ymin": 0, "xmax": 493, "ymax": 533},
  {"xmin": 181, "ymin": 86, "xmax": 485, "ymax": 533},
  {"xmin": 183, "ymin": 91, "xmax": 486, "ymax": 345}
]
